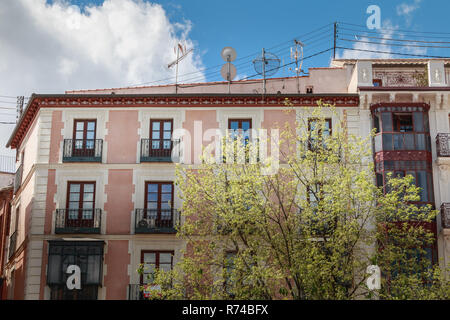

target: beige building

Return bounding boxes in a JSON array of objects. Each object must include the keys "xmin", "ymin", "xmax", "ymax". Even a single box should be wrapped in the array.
[{"xmin": 2, "ymin": 58, "xmax": 449, "ymax": 299}]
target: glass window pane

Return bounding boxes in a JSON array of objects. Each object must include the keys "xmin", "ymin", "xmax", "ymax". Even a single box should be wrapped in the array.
[
  {"xmin": 152, "ymin": 131, "xmax": 160, "ymax": 139},
  {"xmin": 163, "ymin": 122, "xmax": 171, "ymax": 130},
  {"xmin": 76, "ymin": 132, "xmax": 84, "ymax": 139},
  {"xmin": 86, "ymin": 132, "xmax": 94, "ymax": 139},
  {"xmin": 76, "ymin": 122, "xmax": 84, "ymax": 130},
  {"xmin": 424, "ymin": 113, "xmax": 429, "ymax": 132},
  {"xmin": 161, "ymin": 194, "xmax": 172, "ymax": 202},
  {"xmin": 160, "ymin": 263, "xmax": 172, "ymax": 272},
  {"xmin": 381, "ymin": 113, "xmax": 392, "ymax": 132},
  {"xmin": 69, "ymin": 202, "xmax": 79, "ymax": 209},
  {"xmin": 163, "ymin": 132, "xmax": 171, "ymax": 139},
  {"xmin": 160, "ymin": 253, "xmax": 172, "ymax": 264},
  {"xmin": 163, "ymin": 141, "xmax": 171, "ymax": 149},
  {"xmin": 68, "ymin": 209, "xmax": 78, "ymax": 219},
  {"xmin": 147, "ymin": 202, "xmax": 158, "ymax": 209},
  {"xmin": 161, "ymin": 184, "xmax": 172, "ymax": 193},
  {"xmin": 147, "ymin": 193, "xmax": 158, "ymax": 202},
  {"xmin": 69, "ymin": 193, "xmax": 80, "ymax": 202},
  {"xmin": 161, "ymin": 202, "xmax": 170, "ymax": 209},
  {"xmin": 393, "ymin": 134, "xmax": 403, "ymax": 150},
  {"xmin": 230, "ymin": 121, "xmax": 239, "ymax": 130},
  {"xmin": 83, "ymin": 193, "xmax": 93, "ymax": 202},
  {"xmin": 383, "ymin": 134, "xmax": 393, "ymax": 150},
  {"xmin": 417, "ymin": 171, "xmax": 428, "ymax": 202},
  {"xmin": 143, "ymin": 253, "xmax": 156, "ymax": 263},
  {"xmin": 413, "ymin": 112, "xmax": 423, "ymax": 132},
  {"xmin": 374, "ymin": 135, "xmax": 382, "ymax": 152},
  {"xmin": 87, "ymin": 122, "xmax": 95, "ymax": 131},
  {"xmin": 152, "ymin": 141, "xmax": 160, "ymax": 149},
  {"xmin": 148, "ymin": 184, "xmax": 158, "ymax": 193},
  {"xmin": 152, "ymin": 122, "xmax": 160, "ymax": 130},
  {"xmin": 84, "ymin": 184, "xmax": 94, "ymax": 193},
  {"xmin": 416, "ymin": 134, "xmax": 425, "ymax": 150},
  {"xmin": 82, "ymin": 202, "xmax": 93, "ymax": 209},
  {"xmin": 242, "ymin": 121, "xmax": 250, "ymax": 131},
  {"xmin": 70, "ymin": 184, "xmax": 80, "ymax": 192},
  {"xmin": 82, "ymin": 210, "xmax": 93, "ymax": 219},
  {"xmin": 404, "ymin": 134, "xmax": 414, "ymax": 150}
]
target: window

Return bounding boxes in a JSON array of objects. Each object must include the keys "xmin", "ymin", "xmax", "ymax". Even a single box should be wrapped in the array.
[
  {"xmin": 73, "ymin": 120, "xmax": 96, "ymax": 156},
  {"xmin": 67, "ymin": 182, "xmax": 96, "ymax": 226},
  {"xmin": 145, "ymin": 182, "xmax": 173, "ymax": 219},
  {"xmin": 150, "ymin": 119, "xmax": 173, "ymax": 154},
  {"xmin": 228, "ymin": 119, "xmax": 252, "ymax": 143},
  {"xmin": 306, "ymin": 86, "xmax": 313, "ymax": 93},
  {"xmin": 393, "ymin": 113, "xmax": 413, "ymax": 132},
  {"xmin": 47, "ymin": 240, "xmax": 104, "ymax": 300},
  {"xmin": 373, "ymin": 79, "xmax": 382, "ymax": 87},
  {"xmin": 308, "ymin": 118, "xmax": 332, "ymax": 150},
  {"xmin": 140, "ymin": 251, "xmax": 173, "ymax": 284}
]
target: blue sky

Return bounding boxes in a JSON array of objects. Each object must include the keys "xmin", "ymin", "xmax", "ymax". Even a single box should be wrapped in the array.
[
  {"xmin": 65, "ymin": 0, "xmax": 450, "ymax": 83},
  {"xmin": 0, "ymin": 0, "xmax": 449, "ymax": 157}
]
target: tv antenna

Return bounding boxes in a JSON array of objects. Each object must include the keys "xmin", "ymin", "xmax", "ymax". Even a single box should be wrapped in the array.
[
  {"xmin": 168, "ymin": 43, "xmax": 193, "ymax": 94},
  {"xmin": 290, "ymin": 40, "xmax": 304, "ymax": 93},
  {"xmin": 220, "ymin": 47, "xmax": 237, "ymax": 94},
  {"xmin": 16, "ymin": 96, "xmax": 24, "ymax": 123},
  {"xmin": 252, "ymin": 49, "xmax": 280, "ymax": 95}
]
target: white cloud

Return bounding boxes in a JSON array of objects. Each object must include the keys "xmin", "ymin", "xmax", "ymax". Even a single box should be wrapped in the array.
[
  {"xmin": 396, "ymin": 0, "xmax": 422, "ymax": 26},
  {"xmin": 336, "ymin": 19, "xmax": 427, "ymax": 60},
  {"xmin": 0, "ymin": 0, "xmax": 205, "ymax": 155}
]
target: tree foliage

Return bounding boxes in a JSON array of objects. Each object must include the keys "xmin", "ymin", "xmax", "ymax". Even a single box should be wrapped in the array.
[{"xmin": 139, "ymin": 100, "xmax": 450, "ymax": 300}]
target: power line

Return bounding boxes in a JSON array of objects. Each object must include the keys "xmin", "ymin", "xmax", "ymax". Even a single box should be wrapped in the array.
[
  {"xmin": 340, "ymin": 38, "xmax": 450, "ymax": 49},
  {"xmin": 338, "ymin": 26, "xmax": 450, "ymax": 40},
  {"xmin": 338, "ymin": 21, "xmax": 450, "ymax": 35},
  {"xmin": 0, "ymin": 122, "xmax": 15, "ymax": 124},
  {"xmin": 339, "ymin": 33, "xmax": 450, "ymax": 45},
  {"xmin": 336, "ymin": 46, "xmax": 450, "ymax": 59}
]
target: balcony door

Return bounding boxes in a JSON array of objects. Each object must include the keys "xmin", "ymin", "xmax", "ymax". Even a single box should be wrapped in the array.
[
  {"xmin": 150, "ymin": 119, "xmax": 173, "ymax": 158},
  {"xmin": 73, "ymin": 120, "xmax": 96, "ymax": 157},
  {"xmin": 140, "ymin": 251, "xmax": 173, "ymax": 285},
  {"xmin": 145, "ymin": 182, "xmax": 173, "ymax": 226},
  {"xmin": 67, "ymin": 182, "xmax": 96, "ymax": 228}
]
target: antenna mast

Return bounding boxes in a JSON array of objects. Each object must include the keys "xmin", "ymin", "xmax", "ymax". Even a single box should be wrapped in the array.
[
  {"xmin": 168, "ymin": 43, "xmax": 193, "ymax": 94},
  {"xmin": 291, "ymin": 40, "xmax": 304, "ymax": 93},
  {"xmin": 16, "ymin": 96, "xmax": 24, "ymax": 123}
]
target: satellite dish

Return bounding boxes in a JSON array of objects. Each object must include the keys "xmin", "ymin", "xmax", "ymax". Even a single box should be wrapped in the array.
[
  {"xmin": 221, "ymin": 47, "xmax": 237, "ymax": 62},
  {"xmin": 221, "ymin": 63, "xmax": 237, "ymax": 81},
  {"xmin": 253, "ymin": 51, "xmax": 280, "ymax": 77}
]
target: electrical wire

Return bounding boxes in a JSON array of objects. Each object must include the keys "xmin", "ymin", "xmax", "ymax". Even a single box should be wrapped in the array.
[
  {"xmin": 336, "ymin": 47, "xmax": 450, "ymax": 58},
  {"xmin": 340, "ymin": 38, "xmax": 450, "ymax": 49}
]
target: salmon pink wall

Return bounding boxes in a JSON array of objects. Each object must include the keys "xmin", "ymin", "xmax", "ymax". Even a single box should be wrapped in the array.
[
  {"xmin": 183, "ymin": 110, "xmax": 219, "ymax": 164},
  {"xmin": 104, "ymin": 240, "xmax": 130, "ymax": 300},
  {"xmin": 44, "ymin": 169, "xmax": 57, "ymax": 235},
  {"xmin": 105, "ymin": 110, "xmax": 139, "ymax": 163},
  {"xmin": 104, "ymin": 169, "xmax": 134, "ymax": 234},
  {"xmin": 49, "ymin": 111, "xmax": 63, "ymax": 164},
  {"xmin": 262, "ymin": 110, "xmax": 296, "ymax": 161},
  {"xmin": 39, "ymin": 241, "xmax": 48, "ymax": 300}
]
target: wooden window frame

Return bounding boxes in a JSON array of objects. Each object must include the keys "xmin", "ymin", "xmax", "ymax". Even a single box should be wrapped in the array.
[
  {"xmin": 140, "ymin": 250, "xmax": 174, "ymax": 284},
  {"xmin": 73, "ymin": 119, "xmax": 97, "ymax": 156},
  {"xmin": 66, "ymin": 181, "xmax": 96, "ymax": 224}
]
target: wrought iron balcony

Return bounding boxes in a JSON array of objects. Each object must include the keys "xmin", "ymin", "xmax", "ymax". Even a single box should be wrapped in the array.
[
  {"xmin": 128, "ymin": 284, "xmax": 145, "ymax": 300},
  {"xmin": 63, "ymin": 139, "xmax": 103, "ymax": 162},
  {"xmin": 55, "ymin": 208, "xmax": 102, "ymax": 234},
  {"xmin": 8, "ymin": 231, "xmax": 17, "ymax": 260},
  {"xmin": 140, "ymin": 139, "xmax": 180, "ymax": 162},
  {"xmin": 441, "ymin": 203, "xmax": 450, "ymax": 229},
  {"xmin": 135, "ymin": 208, "xmax": 180, "ymax": 234},
  {"xmin": 436, "ymin": 133, "xmax": 450, "ymax": 157},
  {"xmin": 13, "ymin": 164, "xmax": 23, "ymax": 194}
]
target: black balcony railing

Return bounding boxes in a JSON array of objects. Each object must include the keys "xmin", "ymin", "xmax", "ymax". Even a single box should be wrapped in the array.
[
  {"xmin": 8, "ymin": 231, "xmax": 17, "ymax": 260},
  {"xmin": 140, "ymin": 139, "xmax": 180, "ymax": 162},
  {"xmin": 55, "ymin": 208, "xmax": 102, "ymax": 234},
  {"xmin": 13, "ymin": 164, "xmax": 23, "ymax": 194},
  {"xmin": 436, "ymin": 133, "xmax": 450, "ymax": 157},
  {"xmin": 128, "ymin": 284, "xmax": 145, "ymax": 300},
  {"xmin": 441, "ymin": 203, "xmax": 450, "ymax": 229},
  {"xmin": 135, "ymin": 209, "xmax": 180, "ymax": 233},
  {"xmin": 63, "ymin": 139, "xmax": 103, "ymax": 162}
]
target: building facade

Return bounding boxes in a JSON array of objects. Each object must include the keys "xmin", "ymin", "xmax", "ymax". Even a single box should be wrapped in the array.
[{"xmin": 2, "ymin": 58, "xmax": 450, "ymax": 299}]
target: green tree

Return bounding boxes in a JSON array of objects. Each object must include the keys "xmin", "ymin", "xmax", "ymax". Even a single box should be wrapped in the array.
[{"xmin": 140, "ymin": 100, "xmax": 450, "ymax": 300}]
